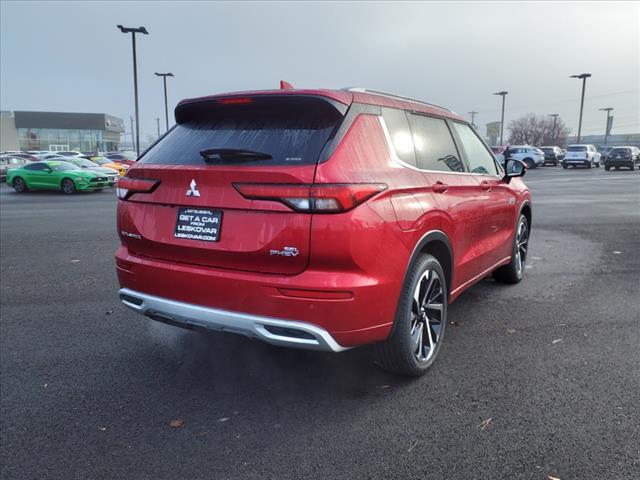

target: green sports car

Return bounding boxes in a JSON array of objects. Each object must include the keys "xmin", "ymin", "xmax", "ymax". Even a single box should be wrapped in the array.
[{"xmin": 6, "ymin": 161, "xmax": 112, "ymax": 194}]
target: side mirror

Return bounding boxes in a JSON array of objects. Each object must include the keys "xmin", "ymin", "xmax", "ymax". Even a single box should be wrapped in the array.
[{"xmin": 503, "ymin": 158, "xmax": 526, "ymax": 182}]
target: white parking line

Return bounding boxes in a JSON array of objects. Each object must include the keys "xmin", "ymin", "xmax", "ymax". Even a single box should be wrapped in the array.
[{"xmin": 526, "ymin": 174, "xmax": 638, "ymax": 184}]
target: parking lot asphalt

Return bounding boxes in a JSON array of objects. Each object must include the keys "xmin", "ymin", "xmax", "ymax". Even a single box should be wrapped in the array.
[{"xmin": 1, "ymin": 166, "xmax": 639, "ymax": 480}]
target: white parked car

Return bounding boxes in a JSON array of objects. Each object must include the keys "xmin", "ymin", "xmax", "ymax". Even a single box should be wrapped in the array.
[
  {"xmin": 504, "ymin": 145, "xmax": 545, "ymax": 169},
  {"xmin": 563, "ymin": 144, "xmax": 601, "ymax": 169}
]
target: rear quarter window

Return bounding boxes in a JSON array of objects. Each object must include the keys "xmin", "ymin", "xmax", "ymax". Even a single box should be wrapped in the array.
[{"xmin": 381, "ymin": 107, "xmax": 417, "ymax": 167}]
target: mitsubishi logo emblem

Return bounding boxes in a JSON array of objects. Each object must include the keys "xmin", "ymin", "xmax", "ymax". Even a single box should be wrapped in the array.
[{"xmin": 186, "ymin": 179, "xmax": 200, "ymax": 197}]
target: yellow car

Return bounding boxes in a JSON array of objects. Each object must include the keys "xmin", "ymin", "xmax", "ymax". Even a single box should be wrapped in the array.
[{"xmin": 89, "ymin": 156, "xmax": 128, "ymax": 176}]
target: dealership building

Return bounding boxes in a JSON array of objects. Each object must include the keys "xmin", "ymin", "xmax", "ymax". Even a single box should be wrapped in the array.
[{"xmin": 0, "ymin": 110, "xmax": 124, "ymax": 152}]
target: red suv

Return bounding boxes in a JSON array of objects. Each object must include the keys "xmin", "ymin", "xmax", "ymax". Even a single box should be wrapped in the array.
[{"xmin": 115, "ymin": 87, "xmax": 531, "ymax": 376}]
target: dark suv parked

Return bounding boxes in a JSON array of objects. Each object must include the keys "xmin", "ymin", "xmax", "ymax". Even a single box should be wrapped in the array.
[
  {"xmin": 540, "ymin": 146, "xmax": 563, "ymax": 166},
  {"xmin": 605, "ymin": 146, "xmax": 640, "ymax": 171},
  {"xmin": 116, "ymin": 87, "xmax": 532, "ymax": 376}
]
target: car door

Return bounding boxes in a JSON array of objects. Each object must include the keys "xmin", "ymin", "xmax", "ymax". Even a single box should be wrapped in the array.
[
  {"xmin": 405, "ymin": 112, "xmax": 487, "ymax": 291},
  {"xmin": 450, "ymin": 121, "xmax": 517, "ymax": 274},
  {"xmin": 22, "ymin": 163, "xmax": 50, "ymax": 188}
]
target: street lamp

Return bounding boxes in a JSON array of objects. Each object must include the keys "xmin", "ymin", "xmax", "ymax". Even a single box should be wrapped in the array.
[
  {"xmin": 548, "ymin": 114, "xmax": 559, "ymax": 142},
  {"xmin": 493, "ymin": 91, "xmax": 508, "ymax": 145},
  {"xmin": 117, "ymin": 25, "xmax": 149, "ymax": 156},
  {"xmin": 154, "ymin": 72, "xmax": 174, "ymax": 132},
  {"xmin": 570, "ymin": 73, "xmax": 591, "ymax": 143},
  {"xmin": 599, "ymin": 107, "xmax": 613, "ymax": 146}
]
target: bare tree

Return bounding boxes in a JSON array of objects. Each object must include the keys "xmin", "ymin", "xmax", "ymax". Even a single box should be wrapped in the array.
[{"xmin": 507, "ymin": 113, "xmax": 571, "ymax": 146}]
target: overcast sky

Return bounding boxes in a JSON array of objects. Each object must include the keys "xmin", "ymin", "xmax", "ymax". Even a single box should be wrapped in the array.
[{"xmin": 1, "ymin": 1, "xmax": 638, "ymax": 141}]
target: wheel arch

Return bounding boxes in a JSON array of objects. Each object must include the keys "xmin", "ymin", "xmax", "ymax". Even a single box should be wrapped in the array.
[
  {"xmin": 406, "ymin": 230, "xmax": 453, "ymax": 297},
  {"xmin": 386, "ymin": 230, "xmax": 454, "ymax": 341}
]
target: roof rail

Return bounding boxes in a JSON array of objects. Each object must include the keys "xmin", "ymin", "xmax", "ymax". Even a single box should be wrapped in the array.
[{"xmin": 343, "ymin": 87, "xmax": 453, "ymax": 113}]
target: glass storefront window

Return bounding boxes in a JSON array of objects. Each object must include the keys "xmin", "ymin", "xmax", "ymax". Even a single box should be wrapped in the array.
[{"xmin": 18, "ymin": 127, "xmax": 118, "ymax": 151}]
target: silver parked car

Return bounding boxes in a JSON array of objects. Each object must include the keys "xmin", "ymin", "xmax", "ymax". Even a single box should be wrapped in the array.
[{"xmin": 0, "ymin": 155, "xmax": 27, "ymax": 181}]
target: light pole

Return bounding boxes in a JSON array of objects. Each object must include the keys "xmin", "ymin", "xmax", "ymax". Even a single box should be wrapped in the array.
[
  {"xmin": 468, "ymin": 111, "xmax": 478, "ymax": 130},
  {"xmin": 155, "ymin": 72, "xmax": 174, "ymax": 132},
  {"xmin": 548, "ymin": 113, "xmax": 559, "ymax": 143},
  {"xmin": 599, "ymin": 107, "xmax": 613, "ymax": 145},
  {"xmin": 570, "ymin": 73, "xmax": 591, "ymax": 143},
  {"xmin": 493, "ymin": 91, "xmax": 508, "ymax": 145},
  {"xmin": 129, "ymin": 116, "xmax": 135, "ymax": 151},
  {"xmin": 117, "ymin": 25, "xmax": 149, "ymax": 156}
]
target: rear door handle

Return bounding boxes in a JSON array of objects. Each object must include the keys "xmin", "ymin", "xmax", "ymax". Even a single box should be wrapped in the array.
[{"xmin": 432, "ymin": 181, "xmax": 449, "ymax": 193}]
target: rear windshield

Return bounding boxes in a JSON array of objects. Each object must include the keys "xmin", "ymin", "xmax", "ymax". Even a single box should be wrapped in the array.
[
  {"xmin": 610, "ymin": 148, "xmax": 631, "ymax": 154},
  {"xmin": 541, "ymin": 147, "xmax": 553, "ymax": 153},
  {"xmin": 139, "ymin": 96, "xmax": 344, "ymax": 166},
  {"xmin": 567, "ymin": 146, "xmax": 587, "ymax": 152}
]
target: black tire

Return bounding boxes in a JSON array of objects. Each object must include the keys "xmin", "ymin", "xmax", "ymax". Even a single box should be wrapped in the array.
[
  {"xmin": 375, "ymin": 254, "xmax": 447, "ymax": 377},
  {"xmin": 61, "ymin": 178, "xmax": 76, "ymax": 195},
  {"xmin": 605, "ymin": 166, "xmax": 610, "ymax": 171},
  {"xmin": 563, "ymin": 164, "xmax": 568, "ymax": 169},
  {"xmin": 523, "ymin": 158, "xmax": 536, "ymax": 169},
  {"xmin": 586, "ymin": 161, "xmax": 592, "ymax": 169},
  {"xmin": 12, "ymin": 177, "xmax": 27, "ymax": 193},
  {"xmin": 493, "ymin": 214, "xmax": 529, "ymax": 284}
]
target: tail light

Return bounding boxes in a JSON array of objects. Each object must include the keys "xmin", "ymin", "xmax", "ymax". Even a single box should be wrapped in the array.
[
  {"xmin": 217, "ymin": 97, "xmax": 253, "ymax": 105},
  {"xmin": 233, "ymin": 183, "xmax": 387, "ymax": 213},
  {"xmin": 116, "ymin": 177, "xmax": 160, "ymax": 200}
]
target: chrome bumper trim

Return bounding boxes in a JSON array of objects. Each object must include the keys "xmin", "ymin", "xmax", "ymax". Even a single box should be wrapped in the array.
[{"xmin": 118, "ymin": 288, "xmax": 349, "ymax": 352}]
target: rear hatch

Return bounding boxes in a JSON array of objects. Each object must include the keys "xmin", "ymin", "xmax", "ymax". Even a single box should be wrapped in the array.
[
  {"xmin": 564, "ymin": 146, "xmax": 588, "ymax": 160},
  {"xmin": 119, "ymin": 95, "xmax": 348, "ymax": 274}
]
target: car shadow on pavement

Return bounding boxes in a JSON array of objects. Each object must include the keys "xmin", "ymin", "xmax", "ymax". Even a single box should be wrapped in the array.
[{"xmin": 137, "ymin": 320, "xmax": 406, "ymax": 396}]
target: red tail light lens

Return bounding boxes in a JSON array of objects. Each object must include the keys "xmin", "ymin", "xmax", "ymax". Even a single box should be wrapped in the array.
[
  {"xmin": 233, "ymin": 183, "xmax": 387, "ymax": 213},
  {"xmin": 116, "ymin": 177, "xmax": 160, "ymax": 200},
  {"xmin": 217, "ymin": 97, "xmax": 253, "ymax": 105}
]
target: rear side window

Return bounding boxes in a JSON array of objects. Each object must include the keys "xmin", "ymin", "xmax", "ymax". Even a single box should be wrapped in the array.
[
  {"xmin": 24, "ymin": 163, "xmax": 47, "ymax": 171},
  {"xmin": 140, "ymin": 97, "xmax": 344, "ymax": 166},
  {"xmin": 381, "ymin": 108, "xmax": 417, "ymax": 167},
  {"xmin": 407, "ymin": 114, "xmax": 465, "ymax": 172},
  {"xmin": 451, "ymin": 122, "xmax": 498, "ymax": 175}
]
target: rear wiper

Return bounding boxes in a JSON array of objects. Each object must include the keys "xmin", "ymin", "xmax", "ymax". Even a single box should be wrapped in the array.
[{"xmin": 199, "ymin": 148, "xmax": 272, "ymax": 163}]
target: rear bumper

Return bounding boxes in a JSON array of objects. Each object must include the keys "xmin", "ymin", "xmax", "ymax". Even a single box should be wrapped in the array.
[
  {"xmin": 564, "ymin": 159, "xmax": 590, "ymax": 165},
  {"xmin": 115, "ymin": 246, "xmax": 399, "ymax": 349},
  {"xmin": 605, "ymin": 159, "xmax": 634, "ymax": 166},
  {"xmin": 119, "ymin": 288, "xmax": 349, "ymax": 352}
]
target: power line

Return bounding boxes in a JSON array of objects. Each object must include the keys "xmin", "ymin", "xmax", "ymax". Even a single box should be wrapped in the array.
[{"xmin": 473, "ymin": 89, "xmax": 640, "ymax": 115}]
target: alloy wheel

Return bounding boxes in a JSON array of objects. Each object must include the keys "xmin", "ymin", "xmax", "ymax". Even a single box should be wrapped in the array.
[
  {"xmin": 62, "ymin": 180, "xmax": 75, "ymax": 194},
  {"xmin": 410, "ymin": 269, "xmax": 444, "ymax": 362},
  {"xmin": 514, "ymin": 218, "xmax": 529, "ymax": 274}
]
